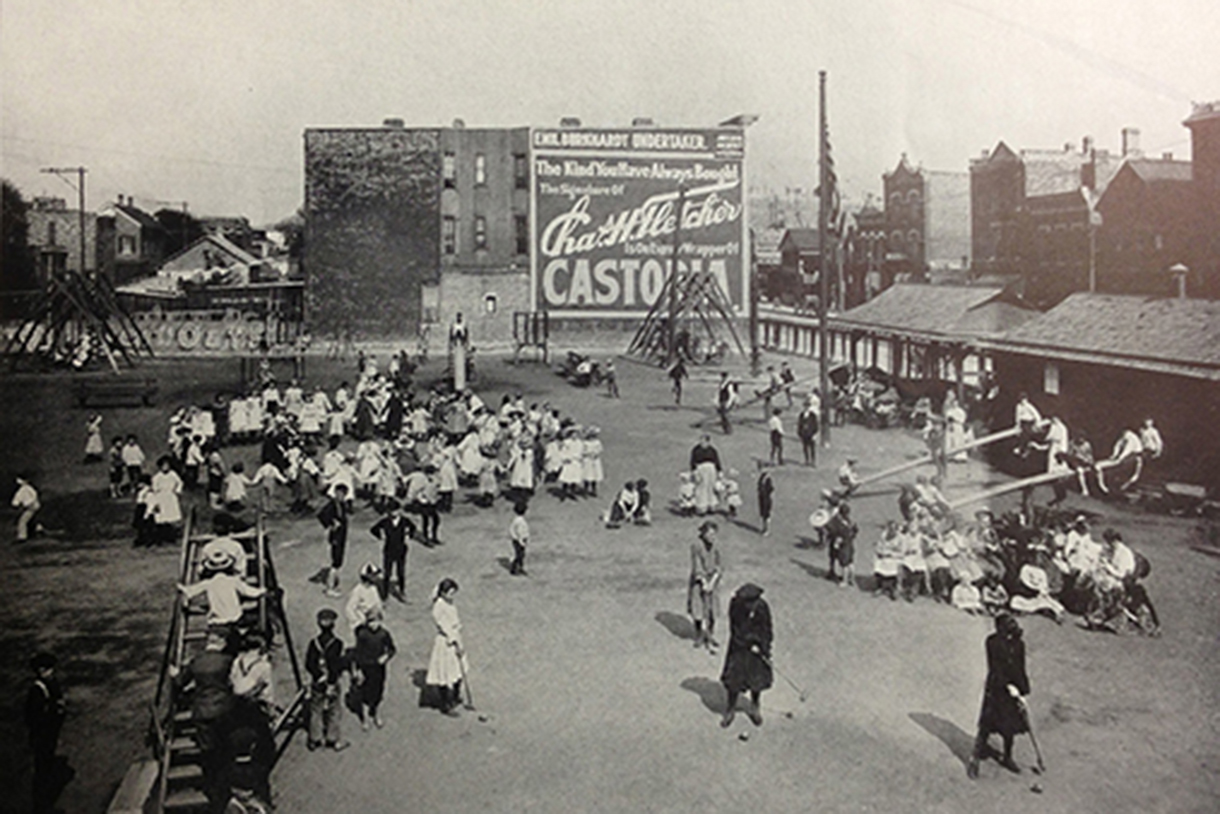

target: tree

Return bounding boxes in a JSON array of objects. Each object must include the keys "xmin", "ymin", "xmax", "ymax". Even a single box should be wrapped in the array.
[
  {"xmin": 2, "ymin": 179, "xmax": 38, "ymax": 294},
  {"xmin": 155, "ymin": 208, "xmax": 205, "ymax": 256},
  {"xmin": 272, "ymin": 207, "xmax": 304, "ymax": 261}
]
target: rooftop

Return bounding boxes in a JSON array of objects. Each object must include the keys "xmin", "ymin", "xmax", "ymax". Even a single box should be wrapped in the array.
[{"xmin": 993, "ymin": 293, "xmax": 1220, "ymax": 379}]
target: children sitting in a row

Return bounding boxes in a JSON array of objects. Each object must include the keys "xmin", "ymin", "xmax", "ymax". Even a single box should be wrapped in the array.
[{"xmin": 675, "ymin": 469, "xmax": 742, "ymax": 517}]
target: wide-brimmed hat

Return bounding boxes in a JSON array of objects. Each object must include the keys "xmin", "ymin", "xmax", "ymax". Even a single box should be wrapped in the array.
[
  {"xmin": 202, "ymin": 549, "xmax": 236, "ymax": 571},
  {"xmin": 360, "ymin": 561, "xmax": 382, "ymax": 579},
  {"xmin": 736, "ymin": 582, "xmax": 764, "ymax": 600},
  {"xmin": 809, "ymin": 509, "xmax": 832, "ymax": 529}
]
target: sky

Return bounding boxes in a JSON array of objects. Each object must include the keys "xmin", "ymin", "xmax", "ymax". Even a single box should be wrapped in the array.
[{"xmin": 2, "ymin": 0, "xmax": 1217, "ymax": 225}]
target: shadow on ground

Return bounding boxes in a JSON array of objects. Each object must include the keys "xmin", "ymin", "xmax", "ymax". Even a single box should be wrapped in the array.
[
  {"xmin": 655, "ymin": 611, "xmax": 695, "ymax": 641},
  {"xmin": 680, "ymin": 676, "xmax": 726, "ymax": 714},
  {"xmin": 909, "ymin": 712, "xmax": 974, "ymax": 767}
]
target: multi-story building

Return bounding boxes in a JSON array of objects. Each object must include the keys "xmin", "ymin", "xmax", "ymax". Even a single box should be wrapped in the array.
[
  {"xmin": 970, "ymin": 134, "xmax": 1127, "ymax": 306},
  {"xmin": 1088, "ymin": 101, "xmax": 1220, "ymax": 300},
  {"xmin": 882, "ymin": 155, "xmax": 970, "ymax": 277},
  {"xmin": 304, "ymin": 120, "xmax": 530, "ymax": 341},
  {"xmin": 96, "ymin": 197, "xmax": 168, "ymax": 285},
  {"xmin": 25, "ymin": 196, "xmax": 97, "ymax": 282},
  {"xmin": 304, "ymin": 117, "xmax": 750, "ymax": 343}
]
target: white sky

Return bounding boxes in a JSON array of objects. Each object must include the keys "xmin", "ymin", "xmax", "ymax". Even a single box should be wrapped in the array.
[{"xmin": 2, "ymin": 0, "xmax": 1217, "ymax": 225}]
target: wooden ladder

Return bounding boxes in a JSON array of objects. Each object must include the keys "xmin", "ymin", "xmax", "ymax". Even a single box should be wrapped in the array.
[{"xmin": 148, "ymin": 511, "xmax": 305, "ymax": 812}]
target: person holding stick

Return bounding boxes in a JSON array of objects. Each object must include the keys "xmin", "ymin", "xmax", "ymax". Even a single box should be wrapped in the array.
[
  {"xmin": 968, "ymin": 613, "xmax": 1031, "ymax": 778},
  {"xmin": 687, "ymin": 521, "xmax": 723, "ymax": 653},
  {"xmin": 425, "ymin": 578, "xmax": 468, "ymax": 717},
  {"xmin": 719, "ymin": 583, "xmax": 772, "ymax": 728}
]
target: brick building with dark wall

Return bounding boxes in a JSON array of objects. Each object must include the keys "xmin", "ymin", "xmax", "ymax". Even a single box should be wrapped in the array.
[
  {"xmin": 303, "ymin": 121, "xmax": 532, "ymax": 340},
  {"xmin": 304, "ymin": 124, "xmax": 442, "ymax": 338}
]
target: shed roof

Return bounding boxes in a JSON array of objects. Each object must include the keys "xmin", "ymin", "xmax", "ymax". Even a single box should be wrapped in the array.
[
  {"xmin": 989, "ymin": 293, "xmax": 1220, "ymax": 380},
  {"xmin": 779, "ymin": 228, "xmax": 820, "ymax": 253},
  {"xmin": 831, "ymin": 283, "xmax": 1032, "ymax": 340}
]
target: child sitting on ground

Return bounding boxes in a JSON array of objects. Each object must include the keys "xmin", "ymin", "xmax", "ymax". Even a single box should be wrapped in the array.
[
  {"xmin": 633, "ymin": 479, "xmax": 652, "ymax": 525},
  {"xmin": 603, "ymin": 482, "xmax": 639, "ymax": 529},
  {"xmin": 676, "ymin": 472, "xmax": 696, "ymax": 516},
  {"xmin": 716, "ymin": 469, "xmax": 743, "ymax": 518}
]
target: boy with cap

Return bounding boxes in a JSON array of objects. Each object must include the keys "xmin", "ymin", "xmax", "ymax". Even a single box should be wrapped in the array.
[
  {"xmin": 318, "ymin": 483, "xmax": 350, "ymax": 597},
  {"xmin": 370, "ymin": 501, "xmax": 414, "ymax": 601},
  {"xmin": 305, "ymin": 608, "xmax": 349, "ymax": 751},
  {"xmin": 26, "ymin": 651, "xmax": 67, "ymax": 813}
]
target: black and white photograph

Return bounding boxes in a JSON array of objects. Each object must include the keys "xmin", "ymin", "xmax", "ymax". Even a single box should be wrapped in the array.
[{"xmin": 1, "ymin": 2, "xmax": 1218, "ymax": 811}]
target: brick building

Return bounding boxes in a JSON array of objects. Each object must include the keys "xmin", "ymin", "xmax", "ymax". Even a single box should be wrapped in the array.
[
  {"xmin": 879, "ymin": 156, "xmax": 970, "ymax": 280},
  {"xmin": 1089, "ymin": 101, "xmax": 1220, "ymax": 300},
  {"xmin": 25, "ymin": 196, "xmax": 97, "ymax": 282},
  {"xmin": 303, "ymin": 120, "xmax": 530, "ymax": 341}
]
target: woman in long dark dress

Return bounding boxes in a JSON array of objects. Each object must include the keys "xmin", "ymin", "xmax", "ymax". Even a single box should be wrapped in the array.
[
  {"xmin": 968, "ymin": 613, "xmax": 1031, "ymax": 778},
  {"xmin": 720, "ymin": 583, "xmax": 773, "ymax": 728}
]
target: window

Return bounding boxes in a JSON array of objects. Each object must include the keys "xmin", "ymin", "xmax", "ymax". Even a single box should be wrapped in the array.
[
  {"xmin": 908, "ymin": 229, "xmax": 920, "ymax": 248},
  {"xmin": 907, "ymin": 189, "xmax": 921, "ymax": 204},
  {"xmin": 47, "ymin": 222, "xmax": 57, "ymax": 245},
  {"xmin": 515, "ymin": 215, "xmax": 529, "ymax": 255},
  {"xmin": 442, "ymin": 216, "xmax": 457, "ymax": 255},
  {"xmin": 443, "ymin": 152, "xmax": 456, "ymax": 188},
  {"xmin": 118, "ymin": 234, "xmax": 137, "ymax": 257},
  {"xmin": 483, "ymin": 293, "xmax": 498, "ymax": 314},
  {"xmin": 474, "ymin": 216, "xmax": 487, "ymax": 251},
  {"xmin": 890, "ymin": 231, "xmax": 903, "ymax": 250},
  {"xmin": 514, "ymin": 154, "xmax": 529, "ymax": 189},
  {"xmin": 474, "ymin": 154, "xmax": 486, "ymax": 186},
  {"xmin": 1044, "ymin": 362, "xmax": 1060, "ymax": 395}
]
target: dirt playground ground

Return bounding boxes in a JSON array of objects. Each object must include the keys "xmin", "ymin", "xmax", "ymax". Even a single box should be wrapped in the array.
[{"xmin": 1, "ymin": 353, "xmax": 1218, "ymax": 813}]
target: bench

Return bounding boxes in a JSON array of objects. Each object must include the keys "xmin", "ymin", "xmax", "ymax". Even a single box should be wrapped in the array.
[
  {"xmin": 73, "ymin": 377, "xmax": 159, "ymax": 408},
  {"xmin": 106, "ymin": 758, "xmax": 159, "ymax": 814}
]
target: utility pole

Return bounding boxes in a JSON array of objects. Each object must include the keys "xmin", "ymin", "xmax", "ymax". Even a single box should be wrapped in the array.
[
  {"xmin": 817, "ymin": 71, "xmax": 831, "ymax": 446},
  {"xmin": 748, "ymin": 228, "xmax": 760, "ymax": 376},
  {"xmin": 41, "ymin": 166, "xmax": 88, "ymax": 278},
  {"xmin": 667, "ymin": 185, "xmax": 686, "ymax": 363}
]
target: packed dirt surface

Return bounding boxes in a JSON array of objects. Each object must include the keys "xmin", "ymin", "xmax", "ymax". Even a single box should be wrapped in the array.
[{"xmin": 2, "ymin": 354, "xmax": 1218, "ymax": 813}]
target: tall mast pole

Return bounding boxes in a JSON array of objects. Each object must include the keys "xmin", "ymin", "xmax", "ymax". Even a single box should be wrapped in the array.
[
  {"xmin": 818, "ymin": 71, "xmax": 831, "ymax": 446},
  {"xmin": 667, "ymin": 185, "xmax": 686, "ymax": 362}
]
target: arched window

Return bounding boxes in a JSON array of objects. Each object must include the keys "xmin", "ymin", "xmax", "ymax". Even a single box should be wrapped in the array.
[
  {"xmin": 483, "ymin": 293, "xmax": 498, "ymax": 314},
  {"xmin": 890, "ymin": 231, "xmax": 903, "ymax": 249},
  {"xmin": 908, "ymin": 229, "xmax": 920, "ymax": 248}
]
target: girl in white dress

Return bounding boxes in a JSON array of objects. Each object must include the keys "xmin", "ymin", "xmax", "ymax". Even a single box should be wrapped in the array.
[
  {"xmin": 581, "ymin": 427, "xmax": 604, "ymax": 498},
  {"xmin": 425, "ymin": 578, "xmax": 468, "ymax": 716}
]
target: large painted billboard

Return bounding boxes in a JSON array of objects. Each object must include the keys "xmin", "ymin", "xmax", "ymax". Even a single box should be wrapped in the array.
[{"xmin": 531, "ymin": 127, "xmax": 747, "ymax": 317}]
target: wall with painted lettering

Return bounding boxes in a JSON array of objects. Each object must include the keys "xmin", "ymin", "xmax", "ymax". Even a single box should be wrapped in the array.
[
  {"xmin": 132, "ymin": 309, "xmax": 274, "ymax": 355},
  {"xmin": 531, "ymin": 127, "xmax": 748, "ymax": 317}
]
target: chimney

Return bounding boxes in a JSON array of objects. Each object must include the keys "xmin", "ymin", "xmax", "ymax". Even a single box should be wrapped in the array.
[
  {"xmin": 451, "ymin": 118, "xmax": 465, "ymax": 129},
  {"xmin": 1168, "ymin": 263, "xmax": 1189, "ymax": 299},
  {"xmin": 559, "ymin": 117, "xmax": 582, "ymax": 128},
  {"xmin": 1081, "ymin": 135, "xmax": 1094, "ymax": 155},
  {"xmin": 1122, "ymin": 127, "xmax": 1142, "ymax": 157},
  {"xmin": 1162, "ymin": 151, "xmax": 1174, "ymax": 160},
  {"xmin": 382, "ymin": 117, "xmax": 404, "ymax": 128}
]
